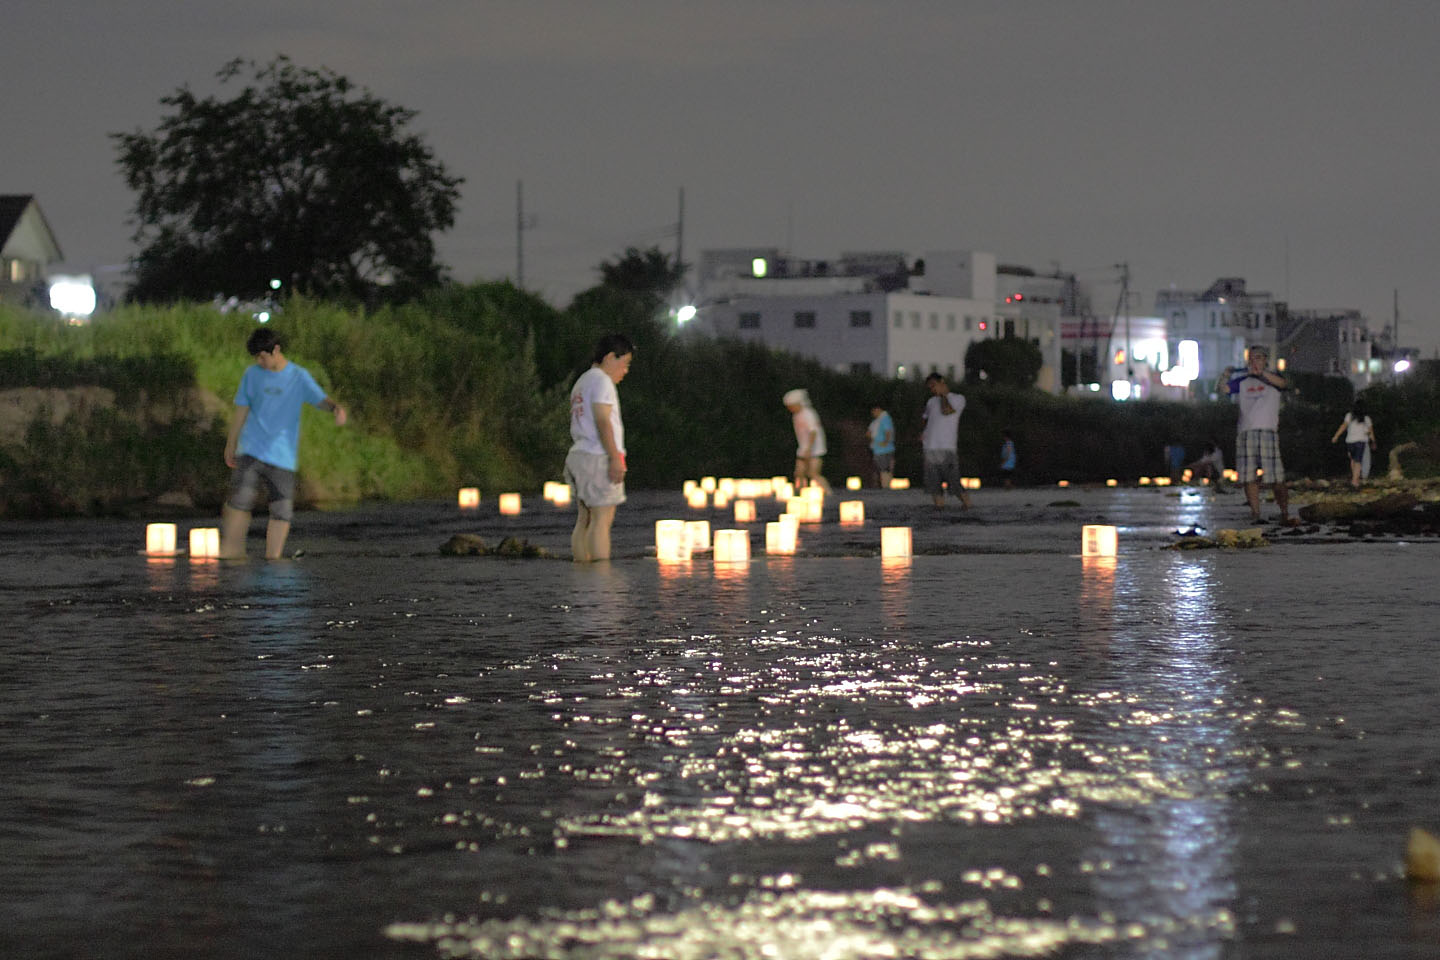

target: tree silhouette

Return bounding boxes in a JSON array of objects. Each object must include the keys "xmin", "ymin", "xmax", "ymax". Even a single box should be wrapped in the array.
[{"xmin": 113, "ymin": 56, "xmax": 462, "ymax": 304}]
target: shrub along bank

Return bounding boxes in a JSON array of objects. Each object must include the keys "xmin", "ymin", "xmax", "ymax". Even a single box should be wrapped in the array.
[{"xmin": 0, "ymin": 287, "xmax": 1434, "ymax": 518}]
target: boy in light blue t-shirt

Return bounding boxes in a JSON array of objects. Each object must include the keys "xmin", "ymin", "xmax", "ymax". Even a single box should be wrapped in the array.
[{"xmin": 221, "ymin": 328, "xmax": 347, "ymax": 559}]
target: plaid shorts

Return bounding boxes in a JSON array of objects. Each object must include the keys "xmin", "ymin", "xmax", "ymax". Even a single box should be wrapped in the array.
[{"xmin": 1235, "ymin": 429, "xmax": 1284, "ymax": 483}]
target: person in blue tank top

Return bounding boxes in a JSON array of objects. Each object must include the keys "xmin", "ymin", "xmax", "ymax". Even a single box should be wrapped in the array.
[{"xmin": 221, "ymin": 328, "xmax": 347, "ymax": 559}]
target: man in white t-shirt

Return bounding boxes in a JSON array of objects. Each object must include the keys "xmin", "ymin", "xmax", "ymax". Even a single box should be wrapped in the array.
[
  {"xmin": 921, "ymin": 373, "xmax": 972, "ymax": 509},
  {"xmin": 564, "ymin": 333, "xmax": 633, "ymax": 561},
  {"xmin": 782, "ymin": 388, "xmax": 832, "ymax": 493},
  {"xmin": 1221, "ymin": 344, "xmax": 1292, "ymax": 525}
]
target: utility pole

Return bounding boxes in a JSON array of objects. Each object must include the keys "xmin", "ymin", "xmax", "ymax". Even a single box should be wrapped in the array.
[
  {"xmin": 676, "ymin": 187, "xmax": 685, "ymax": 269},
  {"xmin": 516, "ymin": 180, "xmax": 525, "ymax": 289},
  {"xmin": 1394, "ymin": 288, "xmax": 1401, "ymax": 382}
]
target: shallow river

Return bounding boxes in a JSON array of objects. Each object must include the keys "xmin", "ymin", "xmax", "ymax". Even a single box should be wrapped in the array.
[{"xmin": 4, "ymin": 487, "xmax": 1439, "ymax": 959}]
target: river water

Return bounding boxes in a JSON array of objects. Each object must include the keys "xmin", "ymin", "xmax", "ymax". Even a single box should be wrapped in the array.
[{"xmin": 3, "ymin": 486, "xmax": 1439, "ymax": 959}]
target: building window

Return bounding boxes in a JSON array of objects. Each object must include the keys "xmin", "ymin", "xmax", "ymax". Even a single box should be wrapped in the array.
[
  {"xmin": 849, "ymin": 310, "xmax": 872, "ymax": 327},
  {"xmin": 964, "ymin": 315, "xmax": 973, "ymax": 330},
  {"xmin": 893, "ymin": 311, "xmax": 903, "ymax": 328},
  {"xmin": 738, "ymin": 312, "xmax": 760, "ymax": 329},
  {"xmin": 850, "ymin": 361, "xmax": 872, "ymax": 375},
  {"xmin": 928, "ymin": 313, "xmax": 938, "ymax": 329},
  {"xmin": 910, "ymin": 311, "xmax": 920, "ymax": 329},
  {"xmin": 794, "ymin": 311, "xmax": 816, "ymax": 328},
  {"xmin": 946, "ymin": 314, "xmax": 956, "ymax": 330}
]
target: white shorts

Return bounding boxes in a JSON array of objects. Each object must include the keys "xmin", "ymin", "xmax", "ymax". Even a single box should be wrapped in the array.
[{"xmin": 564, "ymin": 449, "xmax": 626, "ymax": 508}]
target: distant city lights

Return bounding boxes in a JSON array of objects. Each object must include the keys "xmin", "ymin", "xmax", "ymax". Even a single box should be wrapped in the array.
[
  {"xmin": 48, "ymin": 275, "xmax": 96, "ymax": 319},
  {"xmin": 1395, "ymin": 358, "xmax": 1412, "ymax": 373}
]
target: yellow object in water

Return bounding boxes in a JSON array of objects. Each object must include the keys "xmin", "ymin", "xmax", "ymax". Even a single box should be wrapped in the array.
[{"xmin": 1407, "ymin": 827, "xmax": 1440, "ymax": 881}]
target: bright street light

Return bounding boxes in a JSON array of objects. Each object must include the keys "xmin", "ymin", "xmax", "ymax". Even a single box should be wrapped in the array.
[{"xmin": 676, "ymin": 304, "xmax": 697, "ymax": 324}]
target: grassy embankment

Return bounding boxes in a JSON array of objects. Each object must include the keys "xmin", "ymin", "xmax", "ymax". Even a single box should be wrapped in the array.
[{"xmin": 1, "ymin": 283, "xmax": 1436, "ymax": 518}]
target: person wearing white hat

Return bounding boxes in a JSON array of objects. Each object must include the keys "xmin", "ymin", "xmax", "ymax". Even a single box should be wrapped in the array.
[{"xmin": 782, "ymin": 389, "xmax": 832, "ymax": 493}]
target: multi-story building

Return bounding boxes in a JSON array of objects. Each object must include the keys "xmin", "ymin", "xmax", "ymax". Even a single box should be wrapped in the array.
[
  {"xmin": 692, "ymin": 248, "xmax": 1071, "ymax": 392},
  {"xmin": 1278, "ymin": 309, "xmax": 1377, "ymax": 390},
  {"xmin": 1154, "ymin": 278, "xmax": 1282, "ymax": 394}
]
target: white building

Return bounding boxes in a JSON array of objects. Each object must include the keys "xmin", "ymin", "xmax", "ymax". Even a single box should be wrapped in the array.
[
  {"xmin": 1154, "ymin": 278, "xmax": 1280, "ymax": 393},
  {"xmin": 692, "ymin": 248, "xmax": 1067, "ymax": 392}
]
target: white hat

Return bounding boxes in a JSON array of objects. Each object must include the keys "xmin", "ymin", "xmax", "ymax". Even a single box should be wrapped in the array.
[{"xmin": 782, "ymin": 388, "xmax": 809, "ymax": 407}]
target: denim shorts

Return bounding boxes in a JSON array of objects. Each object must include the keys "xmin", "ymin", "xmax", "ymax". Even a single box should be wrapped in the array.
[{"xmin": 227, "ymin": 455, "xmax": 296, "ymax": 521}]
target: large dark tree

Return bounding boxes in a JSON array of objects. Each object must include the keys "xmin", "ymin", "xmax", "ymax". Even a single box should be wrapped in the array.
[
  {"xmin": 596, "ymin": 246, "xmax": 687, "ymax": 306},
  {"xmin": 113, "ymin": 56, "xmax": 462, "ymax": 303},
  {"xmin": 965, "ymin": 336, "xmax": 1044, "ymax": 388}
]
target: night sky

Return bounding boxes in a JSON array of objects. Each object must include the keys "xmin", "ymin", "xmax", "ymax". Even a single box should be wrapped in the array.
[{"xmin": 5, "ymin": 1, "xmax": 1437, "ymax": 353}]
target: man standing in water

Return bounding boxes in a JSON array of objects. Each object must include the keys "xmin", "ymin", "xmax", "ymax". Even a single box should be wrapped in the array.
[
  {"xmin": 564, "ymin": 333, "xmax": 633, "ymax": 562},
  {"xmin": 221, "ymin": 328, "xmax": 347, "ymax": 559},
  {"xmin": 921, "ymin": 372, "xmax": 972, "ymax": 509},
  {"xmin": 1221, "ymin": 344, "xmax": 1293, "ymax": 525}
]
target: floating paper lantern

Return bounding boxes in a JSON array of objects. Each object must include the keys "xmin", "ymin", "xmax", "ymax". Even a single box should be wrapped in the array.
[
  {"xmin": 765, "ymin": 520, "xmax": 797, "ymax": 555},
  {"xmin": 550, "ymin": 485, "xmax": 571, "ymax": 506},
  {"xmin": 1082, "ymin": 524, "xmax": 1118, "ymax": 557},
  {"xmin": 1138, "ymin": 476, "xmax": 1152, "ymax": 485},
  {"xmin": 1057, "ymin": 480, "xmax": 1070, "ymax": 488},
  {"xmin": 655, "ymin": 519, "xmax": 689, "ymax": 563},
  {"xmin": 683, "ymin": 479, "xmax": 698, "ymax": 497},
  {"xmin": 458, "ymin": 487, "xmax": 481, "ymax": 509},
  {"xmin": 785, "ymin": 497, "xmax": 806, "ymax": 516},
  {"xmin": 1106, "ymin": 478, "xmax": 1118, "ymax": 487},
  {"xmin": 773, "ymin": 481, "xmax": 794, "ymax": 501},
  {"xmin": 713, "ymin": 490, "xmax": 731, "ymax": 510},
  {"xmin": 687, "ymin": 488, "xmax": 709, "ymax": 509},
  {"xmin": 685, "ymin": 519, "xmax": 711, "ymax": 552},
  {"xmin": 960, "ymin": 477, "xmax": 980, "ymax": 490},
  {"xmin": 145, "ymin": 522, "xmax": 177, "ymax": 557},
  {"xmin": 498, "ymin": 493, "xmax": 522, "ymax": 515},
  {"xmin": 700, "ymin": 476, "xmax": 717, "ymax": 493},
  {"xmin": 802, "ymin": 485, "xmax": 824, "ymax": 504},
  {"xmin": 889, "ymin": 478, "xmax": 910, "ymax": 490},
  {"xmin": 713, "ymin": 529, "xmax": 750, "ymax": 563},
  {"xmin": 718, "ymin": 478, "xmax": 736, "ymax": 498},
  {"xmin": 1154, "ymin": 476, "xmax": 1172, "ymax": 486},
  {"xmin": 846, "ymin": 476, "xmax": 862, "ymax": 491},
  {"xmin": 839, "ymin": 500, "xmax": 865, "ymax": 525},
  {"xmin": 880, "ymin": 526, "xmax": 912, "ymax": 559},
  {"xmin": 734, "ymin": 500, "xmax": 757, "ymax": 523},
  {"xmin": 1223, "ymin": 468, "xmax": 1239, "ymax": 483},
  {"xmin": 188, "ymin": 527, "xmax": 220, "ymax": 560}
]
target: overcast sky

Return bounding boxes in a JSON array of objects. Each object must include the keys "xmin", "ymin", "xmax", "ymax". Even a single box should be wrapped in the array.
[{"xmin": 5, "ymin": 1, "xmax": 1438, "ymax": 353}]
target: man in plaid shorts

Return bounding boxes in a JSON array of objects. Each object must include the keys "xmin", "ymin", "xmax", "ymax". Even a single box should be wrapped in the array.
[{"xmin": 1221, "ymin": 344, "xmax": 1293, "ymax": 525}]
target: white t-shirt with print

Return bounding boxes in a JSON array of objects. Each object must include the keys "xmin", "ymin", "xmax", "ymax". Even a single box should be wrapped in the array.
[{"xmin": 570, "ymin": 366, "xmax": 624, "ymax": 455}]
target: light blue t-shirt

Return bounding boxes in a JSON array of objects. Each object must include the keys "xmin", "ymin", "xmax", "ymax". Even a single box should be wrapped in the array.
[
  {"xmin": 868, "ymin": 411, "xmax": 895, "ymax": 455},
  {"xmin": 234, "ymin": 362, "xmax": 328, "ymax": 470}
]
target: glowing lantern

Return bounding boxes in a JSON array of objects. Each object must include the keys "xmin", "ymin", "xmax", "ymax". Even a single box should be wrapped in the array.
[
  {"xmin": 188, "ymin": 527, "xmax": 220, "ymax": 560},
  {"xmin": 1106, "ymin": 478, "xmax": 1118, "ymax": 487},
  {"xmin": 542, "ymin": 481, "xmax": 559, "ymax": 500},
  {"xmin": 1082, "ymin": 524, "xmax": 1118, "ymax": 557},
  {"xmin": 718, "ymin": 478, "xmax": 736, "ymax": 498},
  {"xmin": 734, "ymin": 500, "xmax": 757, "ymax": 523},
  {"xmin": 550, "ymin": 485, "xmax": 571, "ymax": 506},
  {"xmin": 765, "ymin": 520, "xmax": 798, "ymax": 555},
  {"xmin": 1057, "ymin": 480, "xmax": 1070, "ymax": 488},
  {"xmin": 1223, "ymin": 468, "xmax": 1239, "ymax": 483},
  {"xmin": 1139, "ymin": 476, "xmax": 1152, "ymax": 485},
  {"xmin": 802, "ymin": 485, "xmax": 824, "ymax": 504},
  {"xmin": 499, "ymin": 493, "xmax": 522, "ymax": 515},
  {"xmin": 701, "ymin": 476, "xmax": 717, "ymax": 493},
  {"xmin": 961, "ymin": 477, "xmax": 981, "ymax": 490},
  {"xmin": 458, "ymin": 487, "xmax": 481, "ymax": 509},
  {"xmin": 687, "ymin": 488, "xmax": 709, "ymax": 509},
  {"xmin": 880, "ymin": 527, "xmax": 912, "ymax": 559},
  {"xmin": 683, "ymin": 479, "xmax": 698, "ymax": 497},
  {"xmin": 1154, "ymin": 476, "xmax": 1172, "ymax": 486},
  {"xmin": 773, "ymin": 481, "xmax": 794, "ymax": 501},
  {"xmin": 685, "ymin": 519, "xmax": 711, "ymax": 552},
  {"xmin": 655, "ymin": 520, "xmax": 690, "ymax": 563},
  {"xmin": 713, "ymin": 489, "xmax": 731, "ymax": 510},
  {"xmin": 713, "ymin": 529, "xmax": 751, "ymax": 564},
  {"xmin": 846, "ymin": 476, "xmax": 862, "ymax": 491},
  {"xmin": 889, "ymin": 478, "xmax": 910, "ymax": 490},
  {"xmin": 736, "ymin": 479, "xmax": 759, "ymax": 499},
  {"xmin": 771, "ymin": 475, "xmax": 788, "ymax": 490},
  {"xmin": 839, "ymin": 500, "xmax": 865, "ymax": 525},
  {"xmin": 785, "ymin": 497, "xmax": 806, "ymax": 517},
  {"xmin": 144, "ymin": 522, "xmax": 177, "ymax": 557}
]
